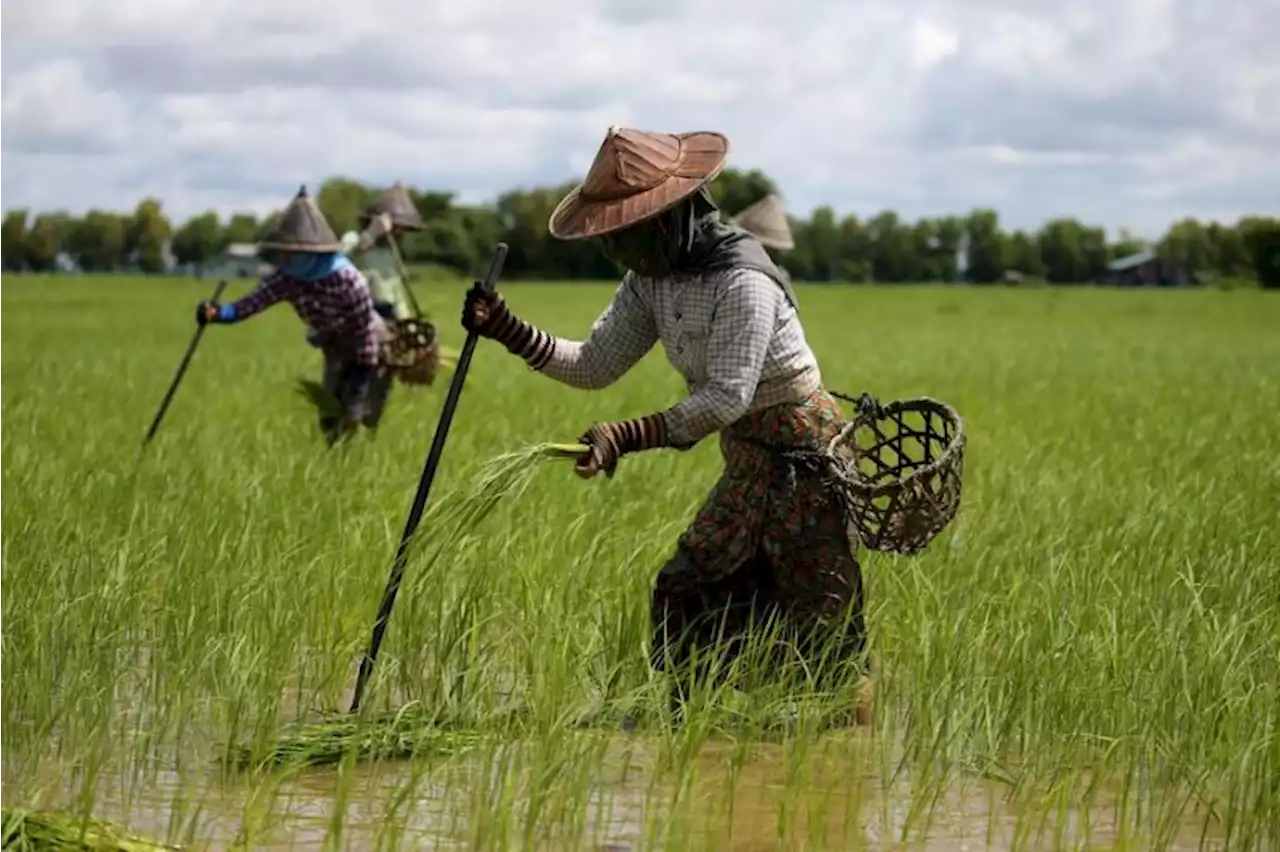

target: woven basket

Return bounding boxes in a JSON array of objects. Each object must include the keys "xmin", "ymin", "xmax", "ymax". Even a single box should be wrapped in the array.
[
  {"xmin": 825, "ymin": 392, "xmax": 966, "ymax": 555},
  {"xmin": 381, "ymin": 318, "xmax": 440, "ymax": 386}
]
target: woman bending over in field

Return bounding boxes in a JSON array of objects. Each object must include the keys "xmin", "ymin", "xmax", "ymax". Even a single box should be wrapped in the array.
[
  {"xmin": 462, "ymin": 126, "xmax": 872, "ymax": 727},
  {"xmin": 195, "ymin": 185, "xmax": 393, "ymax": 445}
]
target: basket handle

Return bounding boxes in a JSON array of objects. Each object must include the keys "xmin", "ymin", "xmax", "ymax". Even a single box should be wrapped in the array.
[{"xmin": 831, "ymin": 390, "xmax": 883, "ymax": 420}]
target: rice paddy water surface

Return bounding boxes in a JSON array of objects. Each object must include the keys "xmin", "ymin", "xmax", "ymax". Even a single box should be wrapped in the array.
[{"xmin": 2, "ymin": 275, "xmax": 1278, "ymax": 850}]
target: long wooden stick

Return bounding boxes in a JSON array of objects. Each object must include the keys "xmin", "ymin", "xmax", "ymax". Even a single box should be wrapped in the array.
[
  {"xmin": 140, "ymin": 278, "xmax": 228, "ymax": 450},
  {"xmin": 348, "ymin": 242, "xmax": 509, "ymax": 713},
  {"xmin": 384, "ymin": 234, "xmax": 425, "ymax": 319}
]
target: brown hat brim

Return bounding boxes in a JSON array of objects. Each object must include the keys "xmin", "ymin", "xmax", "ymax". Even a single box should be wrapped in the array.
[
  {"xmin": 548, "ymin": 131, "xmax": 729, "ymax": 241},
  {"xmin": 258, "ymin": 238, "xmax": 344, "ymax": 253}
]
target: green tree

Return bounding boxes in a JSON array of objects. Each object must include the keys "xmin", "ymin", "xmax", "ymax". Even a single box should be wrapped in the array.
[
  {"xmin": 1038, "ymin": 219, "xmax": 1089, "ymax": 283},
  {"xmin": 867, "ymin": 211, "xmax": 913, "ymax": 282},
  {"xmin": 965, "ymin": 208, "xmax": 1004, "ymax": 283},
  {"xmin": 1206, "ymin": 222, "xmax": 1250, "ymax": 278},
  {"xmin": 1158, "ymin": 218, "xmax": 1213, "ymax": 282},
  {"xmin": 1080, "ymin": 226, "xmax": 1109, "ymax": 280},
  {"xmin": 1239, "ymin": 216, "xmax": 1280, "ymax": 289},
  {"xmin": 806, "ymin": 206, "xmax": 841, "ymax": 281},
  {"xmin": 710, "ymin": 168, "xmax": 779, "ymax": 218},
  {"xmin": 64, "ymin": 211, "xmax": 127, "ymax": 271},
  {"xmin": 317, "ymin": 178, "xmax": 377, "ymax": 236},
  {"xmin": 126, "ymin": 199, "xmax": 172, "ymax": 273},
  {"xmin": 2, "ymin": 210, "xmax": 29, "ymax": 271},
  {"xmin": 24, "ymin": 213, "xmax": 71, "ymax": 272},
  {"xmin": 223, "ymin": 213, "xmax": 259, "ymax": 246},
  {"xmin": 1109, "ymin": 228, "xmax": 1149, "ymax": 261},
  {"xmin": 8, "ymin": 176, "xmax": 1280, "ymax": 287},
  {"xmin": 837, "ymin": 215, "xmax": 872, "ymax": 282},
  {"xmin": 171, "ymin": 211, "xmax": 224, "ymax": 269},
  {"xmin": 1002, "ymin": 229, "xmax": 1044, "ymax": 279}
]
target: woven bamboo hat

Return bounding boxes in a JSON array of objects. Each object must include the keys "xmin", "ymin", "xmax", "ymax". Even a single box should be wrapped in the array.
[
  {"xmin": 362, "ymin": 182, "xmax": 424, "ymax": 231},
  {"xmin": 548, "ymin": 126, "xmax": 729, "ymax": 241},
  {"xmin": 259, "ymin": 185, "xmax": 341, "ymax": 253},
  {"xmin": 732, "ymin": 193, "xmax": 794, "ymax": 251}
]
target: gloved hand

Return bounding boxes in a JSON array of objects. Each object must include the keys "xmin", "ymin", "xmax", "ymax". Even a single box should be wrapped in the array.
[
  {"xmin": 461, "ymin": 285, "xmax": 554, "ymax": 369},
  {"xmin": 196, "ymin": 301, "xmax": 221, "ymax": 326},
  {"xmin": 576, "ymin": 414, "xmax": 669, "ymax": 479},
  {"xmin": 461, "ymin": 284, "xmax": 503, "ymax": 336}
]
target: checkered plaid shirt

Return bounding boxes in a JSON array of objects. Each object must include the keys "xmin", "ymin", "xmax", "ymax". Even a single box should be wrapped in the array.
[
  {"xmin": 539, "ymin": 269, "xmax": 821, "ymax": 445},
  {"xmin": 229, "ymin": 266, "xmax": 382, "ymax": 367}
]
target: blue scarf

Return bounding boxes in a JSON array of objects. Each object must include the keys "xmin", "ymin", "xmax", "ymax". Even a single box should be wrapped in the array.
[{"xmin": 282, "ymin": 252, "xmax": 354, "ymax": 281}]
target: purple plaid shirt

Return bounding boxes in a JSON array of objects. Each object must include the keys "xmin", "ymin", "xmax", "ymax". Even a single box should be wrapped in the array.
[{"xmin": 229, "ymin": 266, "xmax": 381, "ymax": 367}]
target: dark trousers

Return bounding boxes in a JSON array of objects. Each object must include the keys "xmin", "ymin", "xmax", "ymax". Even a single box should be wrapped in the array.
[{"xmin": 319, "ymin": 350, "xmax": 393, "ymax": 434}]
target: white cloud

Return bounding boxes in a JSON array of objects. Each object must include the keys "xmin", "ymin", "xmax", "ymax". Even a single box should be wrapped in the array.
[{"xmin": 2, "ymin": 0, "xmax": 1277, "ymax": 237}]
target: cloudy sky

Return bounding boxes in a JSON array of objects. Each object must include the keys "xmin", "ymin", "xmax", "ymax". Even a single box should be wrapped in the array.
[{"xmin": 2, "ymin": 0, "xmax": 1276, "ymax": 237}]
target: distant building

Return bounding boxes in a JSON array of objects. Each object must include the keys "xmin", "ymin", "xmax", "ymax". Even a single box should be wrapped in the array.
[
  {"xmin": 123, "ymin": 238, "xmax": 178, "ymax": 273},
  {"xmin": 202, "ymin": 243, "xmax": 272, "ymax": 279},
  {"xmin": 54, "ymin": 251, "xmax": 81, "ymax": 274},
  {"xmin": 1105, "ymin": 250, "xmax": 1187, "ymax": 287}
]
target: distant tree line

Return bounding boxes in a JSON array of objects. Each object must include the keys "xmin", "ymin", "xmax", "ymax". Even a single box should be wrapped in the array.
[{"xmin": 3, "ymin": 170, "xmax": 1278, "ymax": 288}]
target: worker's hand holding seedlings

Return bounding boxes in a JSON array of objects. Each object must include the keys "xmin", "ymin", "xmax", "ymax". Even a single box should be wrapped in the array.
[{"xmin": 573, "ymin": 416, "xmax": 668, "ymax": 479}]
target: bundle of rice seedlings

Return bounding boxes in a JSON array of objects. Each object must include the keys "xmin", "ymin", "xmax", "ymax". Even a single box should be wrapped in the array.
[
  {"xmin": 293, "ymin": 378, "xmax": 344, "ymax": 420},
  {"xmin": 228, "ymin": 705, "xmax": 493, "ymax": 769},
  {"xmin": 225, "ymin": 441, "xmax": 589, "ymax": 769},
  {"xmin": 1, "ymin": 807, "xmax": 178, "ymax": 851}
]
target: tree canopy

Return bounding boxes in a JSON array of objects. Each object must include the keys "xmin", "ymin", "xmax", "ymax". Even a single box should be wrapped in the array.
[{"xmin": 3, "ymin": 169, "xmax": 1277, "ymax": 289}]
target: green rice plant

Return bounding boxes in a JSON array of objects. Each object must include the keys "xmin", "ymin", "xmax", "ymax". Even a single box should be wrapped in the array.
[
  {"xmin": 3, "ymin": 277, "xmax": 1277, "ymax": 850},
  {"xmin": 1, "ymin": 808, "xmax": 178, "ymax": 851},
  {"xmin": 293, "ymin": 378, "xmax": 344, "ymax": 420},
  {"xmin": 225, "ymin": 440, "xmax": 591, "ymax": 769}
]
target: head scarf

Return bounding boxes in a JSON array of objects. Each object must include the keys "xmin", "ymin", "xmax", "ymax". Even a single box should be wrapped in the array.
[
  {"xmin": 597, "ymin": 187, "xmax": 798, "ymax": 307},
  {"xmin": 281, "ymin": 251, "xmax": 354, "ymax": 282}
]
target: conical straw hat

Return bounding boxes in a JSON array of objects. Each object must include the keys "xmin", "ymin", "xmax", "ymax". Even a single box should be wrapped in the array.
[
  {"xmin": 259, "ymin": 185, "xmax": 341, "ymax": 253},
  {"xmin": 362, "ymin": 182, "xmax": 424, "ymax": 231},
  {"xmin": 549, "ymin": 126, "xmax": 729, "ymax": 241},
  {"xmin": 732, "ymin": 193, "xmax": 794, "ymax": 251}
]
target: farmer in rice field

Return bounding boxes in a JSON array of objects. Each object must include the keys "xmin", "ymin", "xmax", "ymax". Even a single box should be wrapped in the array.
[
  {"xmin": 304, "ymin": 183, "xmax": 444, "ymax": 387},
  {"xmin": 731, "ymin": 193, "xmax": 795, "ymax": 285},
  {"xmin": 462, "ymin": 126, "xmax": 872, "ymax": 726},
  {"xmin": 195, "ymin": 185, "xmax": 395, "ymax": 445},
  {"xmin": 315, "ymin": 183, "xmax": 422, "ymax": 328}
]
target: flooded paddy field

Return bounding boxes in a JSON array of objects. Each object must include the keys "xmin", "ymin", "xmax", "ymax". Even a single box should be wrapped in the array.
[{"xmin": 4, "ymin": 278, "xmax": 1277, "ymax": 850}]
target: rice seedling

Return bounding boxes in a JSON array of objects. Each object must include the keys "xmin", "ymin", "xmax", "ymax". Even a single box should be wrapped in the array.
[{"xmin": 226, "ymin": 439, "xmax": 591, "ymax": 769}]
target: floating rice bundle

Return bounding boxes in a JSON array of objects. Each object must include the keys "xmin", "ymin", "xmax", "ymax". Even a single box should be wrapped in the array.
[
  {"xmin": 1, "ymin": 807, "xmax": 178, "ymax": 851},
  {"xmin": 226, "ymin": 441, "xmax": 589, "ymax": 769},
  {"xmin": 228, "ymin": 705, "xmax": 493, "ymax": 769}
]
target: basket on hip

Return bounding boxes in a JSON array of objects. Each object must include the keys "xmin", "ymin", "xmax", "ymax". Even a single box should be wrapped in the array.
[
  {"xmin": 381, "ymin": 318, "xmax": 441, "ymax": 386},
  {"xmin": 826, "ymin": 392, "xmax": 966, "ymax": 555}
]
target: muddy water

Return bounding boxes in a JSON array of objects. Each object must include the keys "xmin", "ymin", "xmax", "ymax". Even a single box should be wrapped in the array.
[{"xmin": 7, "ymin": 734, "xmax": 1225, "ymax": 851}]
